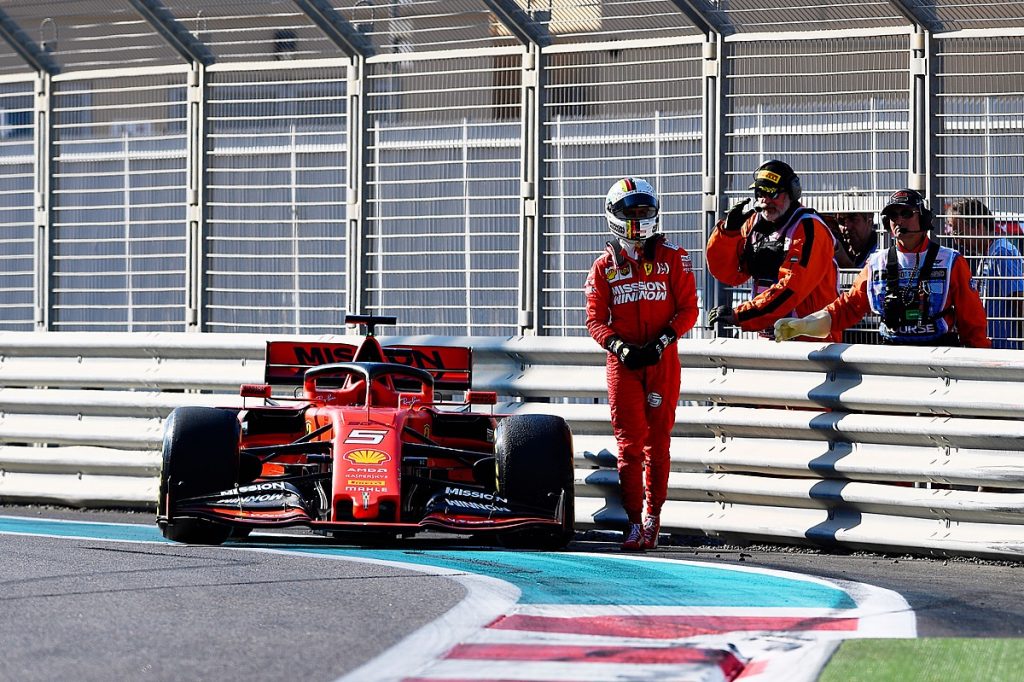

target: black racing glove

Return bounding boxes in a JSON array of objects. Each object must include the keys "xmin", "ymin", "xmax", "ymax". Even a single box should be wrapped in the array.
[
  {"xmin": 707, "ymin": 305, "xmax": 735, "ymax": 327},
  {"xmin": 723, "ymin": 198, "xmax": 754, "ymax": 232},
  {"xmin": 605, "ymin": 336, "xmax": 645, "ymax": 370},
  {"xmin": 637, "ymin": 328, "xmax": 677, "ymax": 366}
]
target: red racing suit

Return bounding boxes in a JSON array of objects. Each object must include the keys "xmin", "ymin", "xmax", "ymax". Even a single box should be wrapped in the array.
[
  {"xmin": 707, "ymin": 205, "xmax": 842, "ymax": 341},
  {"xmin": 585, "ymin": 236, "xmax": 698, "ymax": 523}
]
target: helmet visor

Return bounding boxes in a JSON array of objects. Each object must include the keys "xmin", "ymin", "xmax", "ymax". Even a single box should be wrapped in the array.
[{"xmin": 609, "ymin": 193, "xmax": 658, "ymax": 221}]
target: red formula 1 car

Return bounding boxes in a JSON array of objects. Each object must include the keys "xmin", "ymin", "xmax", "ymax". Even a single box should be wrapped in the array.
[{"xmin": 156, "ymin": 315, "xmax": 575, "ymax": 549}]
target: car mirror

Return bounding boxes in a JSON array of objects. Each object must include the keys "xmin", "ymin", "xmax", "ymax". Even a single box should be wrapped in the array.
[
  {"xmin": 240, "ymin": 383, "xmax": 272, "ymax": 398},
  {"xmin": 465, "ymin": 390, "xmax": 497, "ymax": 405}
]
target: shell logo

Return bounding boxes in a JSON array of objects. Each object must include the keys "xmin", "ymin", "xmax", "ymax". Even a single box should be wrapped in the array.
[{"xmin": 344, "ymin": 449, "xmax": 391, "ymax": 465}]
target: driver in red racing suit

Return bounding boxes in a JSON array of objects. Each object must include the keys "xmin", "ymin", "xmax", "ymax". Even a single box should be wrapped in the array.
[{"xmin": 585, "ymin": 177, "xmax": 698, "ymax": 551}]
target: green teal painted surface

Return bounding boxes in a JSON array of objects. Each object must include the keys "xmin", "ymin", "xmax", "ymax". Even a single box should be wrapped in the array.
[
  {"xmin": 296, "ymin": 547, "xmax": 855, "ymax": 608},
  {"xmin": 0, "ymin": 516, "xmax": 165, "ymax": 543},
  {"xmin": 0, "ymin": 516, "xmax": 854, "ymax": 609}
]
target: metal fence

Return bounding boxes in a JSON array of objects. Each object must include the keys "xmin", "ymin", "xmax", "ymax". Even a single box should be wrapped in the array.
[
  {"xmin": 0, "ymin": 1, "xmax": 1021, "ymax": 345},
  {"xmin": 205, "ymin": 63, "xmax": 349, "ymax": 333}
]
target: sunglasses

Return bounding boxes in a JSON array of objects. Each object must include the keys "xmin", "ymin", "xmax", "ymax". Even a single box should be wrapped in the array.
[
  {"xmin": 885, "ymin": 208, "xmax": 917, "ymax": 220},
  {"xmin": 753, "ymin": 187, "xmax": 783, "ymax": 200}
]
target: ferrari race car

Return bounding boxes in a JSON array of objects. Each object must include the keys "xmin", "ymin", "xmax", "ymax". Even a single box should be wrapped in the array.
[{"xmin": 157, "ymin": 315, "xmax": 575, "ymax": 549}]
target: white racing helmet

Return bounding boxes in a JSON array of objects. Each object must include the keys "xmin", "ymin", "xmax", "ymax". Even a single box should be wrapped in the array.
[{"xmin": 605, "ymin": 177, "xmax": 660, "ymax": 245}]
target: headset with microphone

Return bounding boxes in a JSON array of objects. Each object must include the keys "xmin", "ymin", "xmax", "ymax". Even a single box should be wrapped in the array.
[
  {"xmin": 749, "ymin": 160, "xmax": 802, "ymax": 202},
  {"xmin": 881, "ymin": 189, "xmax": 934, "ymax": 234}
]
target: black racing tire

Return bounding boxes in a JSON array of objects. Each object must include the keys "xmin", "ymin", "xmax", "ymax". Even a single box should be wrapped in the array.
[
  {"xmin": 494, "ymin": 414, "xmax": 575, "ymax": 550},
  {"xmin": 158, "ymin": 406, "xmax": 241, "ymax": 545}
]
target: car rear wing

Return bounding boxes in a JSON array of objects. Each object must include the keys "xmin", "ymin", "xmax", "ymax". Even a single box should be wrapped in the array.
[{"xmin": 264, "ymin": 341, "xmax": 473, "ymax": 390}]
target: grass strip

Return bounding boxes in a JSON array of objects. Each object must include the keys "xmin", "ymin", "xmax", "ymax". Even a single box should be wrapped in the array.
[{"xmin": 819, "ymin": 638, "xmax": 1024, "ymax": 682}]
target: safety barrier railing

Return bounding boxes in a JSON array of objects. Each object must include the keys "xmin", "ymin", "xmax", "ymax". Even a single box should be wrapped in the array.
[{"xmin": 0, "ymin": 332, "xmax": 1021, "ymax": 559}]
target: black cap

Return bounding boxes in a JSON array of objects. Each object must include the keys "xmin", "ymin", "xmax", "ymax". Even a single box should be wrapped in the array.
[
  {"xmin": 881, "ymin": 189, "xmax": 926, "ymax": 216},
  {"xmin": 749, "ymin": 160, "xmax": 794, "ymax": 195}
]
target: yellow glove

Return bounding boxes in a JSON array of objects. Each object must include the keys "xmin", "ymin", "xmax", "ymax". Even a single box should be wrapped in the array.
[{"xmin": 774, "ymin": 310, "xmax": 832, "ymax": 342}]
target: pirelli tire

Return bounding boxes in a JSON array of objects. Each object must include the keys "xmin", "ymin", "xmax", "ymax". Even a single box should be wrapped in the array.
[
  {"xmin": 158, "ymin": 406, "xmax": 241, "ymax": 545},
  {"xmin": 494, "ymin": 414, "xmax": 575, "ymax": 550}
]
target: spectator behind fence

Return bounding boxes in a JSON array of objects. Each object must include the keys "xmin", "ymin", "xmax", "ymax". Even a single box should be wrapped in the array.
[
  {"xmin": 705, "ymin": 159, "xmax": 841, "ymax": 341},
  {"xmin": 822, "ymin": 213, "xmax": 857, "ymax": 269},
  {"xmin": 834, "ymin": 208, "xmax": 879, "ymax": 269},
  {"xmin": 946, "ymin": 199, "xmax": 1024, "ymax": 350},
  {"xmin": 774, "ymin": 189, "xmax": 991, "ymax": 348}
]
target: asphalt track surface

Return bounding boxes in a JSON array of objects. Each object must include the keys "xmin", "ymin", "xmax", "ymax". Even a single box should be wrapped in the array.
[{"xmin": 3, "ymin": 505, "xmax": 1024, "ymax": 681}]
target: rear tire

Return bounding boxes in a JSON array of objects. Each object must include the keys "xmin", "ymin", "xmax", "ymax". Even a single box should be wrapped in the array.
[
  {"xmin": 158, "ymin": 406, "xmax": 241, "ymax": 545},
  {"xmin": 494, "ymin": 414, "xmax": 575, "ymax": 550}
]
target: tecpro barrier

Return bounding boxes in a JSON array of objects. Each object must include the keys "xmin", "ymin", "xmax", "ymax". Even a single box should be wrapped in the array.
[{"xmin": 0, "ymin": 331, "xmax": 1021, "ymax": 559}]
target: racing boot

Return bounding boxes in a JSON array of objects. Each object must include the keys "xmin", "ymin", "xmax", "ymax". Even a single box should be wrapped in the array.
[
  {"xmin": 641, "ymin": 514, "xmax": 661, "ymax": 550},
  {"xmin": 621, "ymin": 522, "xmax": 644, "ymax": 551}
]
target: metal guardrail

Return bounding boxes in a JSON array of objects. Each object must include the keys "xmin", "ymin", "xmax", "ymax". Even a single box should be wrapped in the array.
[{"xmin": 0, "ymin": 332, "xmax": 1022, "ymax": 559}]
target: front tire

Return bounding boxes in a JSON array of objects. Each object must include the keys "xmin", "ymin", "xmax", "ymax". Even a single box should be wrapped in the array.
[
  {"xmin": 494, "ymin": 414, "xmax": 575, "ymax": 549},
  {"xmin": 158, "ymin": 406, "xmax": 241, "ymax": 545}
]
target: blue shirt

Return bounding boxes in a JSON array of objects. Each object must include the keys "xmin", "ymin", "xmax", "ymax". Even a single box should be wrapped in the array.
[{"xmin": 978, "ymin": 238, "xmax": 1024, "ymax": 350}]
